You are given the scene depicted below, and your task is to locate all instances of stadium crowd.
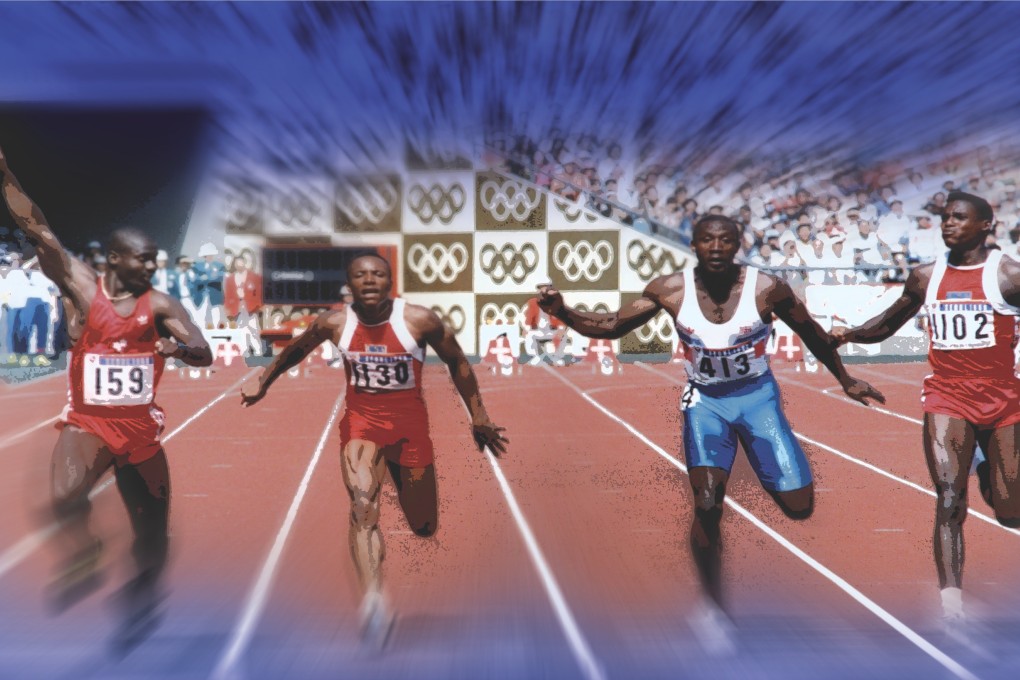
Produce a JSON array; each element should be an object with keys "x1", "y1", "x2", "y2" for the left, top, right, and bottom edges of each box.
[
  {"x1": 490, "y1": 134, "x2": 1020, "y2": 291},
  {"x1": 6, "y1": 137, "x2": 1020, "y2": 368}
]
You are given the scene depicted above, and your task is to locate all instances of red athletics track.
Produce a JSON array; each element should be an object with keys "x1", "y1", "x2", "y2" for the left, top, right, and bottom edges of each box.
[{"x1": 0, "y1": 360, "x2": 1019, "y2": 679}]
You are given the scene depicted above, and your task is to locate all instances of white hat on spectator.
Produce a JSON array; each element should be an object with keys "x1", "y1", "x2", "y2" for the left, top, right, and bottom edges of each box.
[
  {"x1": 156, "y1": 250, "x2": 168, "y2": 262},
  {"x1": 197, "y1": 242, "x2": 219, "y2": 258},
  {"x1": 764, "y1": 229, "x2": 780, "y2": 240},
  {"x1": 779, "y1": 231, "x2": 797, "y2": 246}
]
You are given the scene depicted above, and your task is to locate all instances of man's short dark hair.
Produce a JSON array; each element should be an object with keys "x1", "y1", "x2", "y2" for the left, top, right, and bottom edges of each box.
[
  {"x1": 946, "y1": 191, "x2": 993, "y2": 222},
  {"x1": 346, "y1": 252, "x2": 391, "y2": 278}
]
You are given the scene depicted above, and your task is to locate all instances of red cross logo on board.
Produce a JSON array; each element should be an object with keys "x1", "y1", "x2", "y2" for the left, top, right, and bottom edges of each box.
[{"x1": 215, "y1": 341, "x2": 243, "y2": 367}]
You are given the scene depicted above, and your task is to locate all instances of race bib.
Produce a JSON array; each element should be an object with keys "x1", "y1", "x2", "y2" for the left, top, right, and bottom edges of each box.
[
  {"x1": 927, "y1": 301, "x2": 996, "y2": 351},
  {"x1": 348, "y1": 353, "x2": 416, "y2": 391},
  {"x1": 687, "y1": 341, "x2": 768, "y2": 385},
  {"x1": 83, "y1": 353, "x2": 156, "y2": 406}
]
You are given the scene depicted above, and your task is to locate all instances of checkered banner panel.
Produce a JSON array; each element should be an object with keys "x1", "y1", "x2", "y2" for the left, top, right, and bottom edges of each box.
[
  {"x1": 475, "y1": 171, "x2": 546, "y2": 230},
  {"x1": 334, "y1": 174, "x2": 403, "y2": 233}
]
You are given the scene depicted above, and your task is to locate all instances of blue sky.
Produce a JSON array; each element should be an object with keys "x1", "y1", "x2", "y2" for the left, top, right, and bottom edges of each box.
[{"x1": 0, "y1": 2, "x2": 1018, "y2": 174}]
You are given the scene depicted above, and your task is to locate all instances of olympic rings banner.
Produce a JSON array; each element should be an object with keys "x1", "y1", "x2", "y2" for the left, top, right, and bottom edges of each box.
[
  {"x1": 618, "y1": 226, "x2": 693, "y2": 293},
  {"x1": 619, "y1": 292, "x2": 675, "y2": 354},
  {"x1": 473, "y1": 231, "x2": 549, "y2": 294},
  {"x1": 262, "y1": 177, "x2": 334, "y2": 237},
  {"x1": 475, "y1": 171, "x2": 546, "y2": 231},
  {"x1": 546, "y1": 197, "x2": 612, "y2": 232},
  {"x1": 403, "y1": 234, "x2": 473, "y2": 293},
  {"x1": 548, "y1": 230, "x2": 619, "y2": 292},
  {"x1": 562, "y1": 292, "x2": 621, "y2": 356},
  {"x1": 334, "y1": 174, "x2": 402, "y2": 233},
  {"x1": 220, "y1": 178, "x2": 265, "y2": 235},
  {"x1": 402, "y1": 171, "x2": 474, "y2": 234},
  {"x1": 402, "y1": 292, "x2": 476, "y2": 354}
]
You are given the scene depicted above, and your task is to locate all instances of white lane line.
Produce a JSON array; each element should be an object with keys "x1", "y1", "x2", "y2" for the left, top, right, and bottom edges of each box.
[
  {"x1": 483, "y1": 445, "x2": 606, "y2": 680},
  {"x1": 779, "y1": 373, "x2": 923, "y2": 426},
  {"x1": 211, "y1": 390, "x2": 344, "y2": 680},
  {"x1": 0, "y1": 369, "x2": 258, "y2": 581},
  {"x1": 640, "y1": 363, "x2": 1020, "y2": 538},
  {"x1": 550, "y1": 366, "x2": 979, "y2": 680},
  {"x1": 0, "y1": 415, "x2": 60, "y2": 450}
]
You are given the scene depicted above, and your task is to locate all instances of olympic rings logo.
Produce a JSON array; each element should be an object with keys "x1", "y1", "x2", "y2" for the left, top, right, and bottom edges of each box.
[
  {"x1": 479, "y1": 302, "x2": 526, "y2": 326},
  {"x1": 553, "y1": 199, "x2": 597, "y2": 224},
  {"x1": 478, "y1": 178, "x2": 541, "y2": 222},
  {"x1": 222, "y1": 187, "x2": 261, "y2": 230},
  {"x1": 431, "y1": 305, "x2": 467, "y2": 334},
  {"x1": 407, "y1": 242, "x2": 470, "y2": 284},
  {"x1": 267, "y1": 188, "x2": 320, "y2": 228},
  {"x1": 573, "y1": 302, "x2": 612, "y2": 314},
  {"x1": 335, "y1": 179, "x2": 399, "y2": 225},
  {"x1": 479, "y1": 243, "x2": 540, "y2": 284},
  {"x1": 635, "y1": 312, "x2": 674, "y2": 344},
  {"x1": 407, "y1": 183, "x2": 466, "y2": 225},
  {"x1": 552, "y1": 239, "x2": 615, "y2": 283},
  {"x1": 627, "y1": 240, "x2": 681, "y2": 282}
]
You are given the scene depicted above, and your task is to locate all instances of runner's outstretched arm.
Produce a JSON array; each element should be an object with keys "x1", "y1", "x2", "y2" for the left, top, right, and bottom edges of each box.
[
  {"x1": 0, "y1": 145, "x2": 93, "y2": 299},
  {"x1": 832, "y1": 266, "x2": 928, "y2": 345},
  {"x1": 421, "y1": 309, "x2": 508, "y2": 456},
  {"x1": 768, "y1": 276, "x2": 885, "y2": 406},
  {"x1": 241, "y1": 312, "x2": 337, "y2": 406},
  {"x1": 537, "y1": 280, "x2": 663, "y2": 339}
]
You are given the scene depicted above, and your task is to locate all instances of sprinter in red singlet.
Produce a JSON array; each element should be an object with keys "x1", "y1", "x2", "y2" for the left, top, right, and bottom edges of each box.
[
  {"x1": 834, "y1": 191, "x2": 1020, "y2": 629},
  {"x1": 241, "y1": 253, "x2": 507, "y2": 648},
  {"x1": 0, "y1": 145, "x2": 212, "y2": 650}
]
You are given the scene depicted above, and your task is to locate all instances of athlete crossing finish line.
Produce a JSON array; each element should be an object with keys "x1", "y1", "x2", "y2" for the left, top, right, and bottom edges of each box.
[
  {"x1": 539, "y1": 215, "x2": 884, "y2": 653},
  {"x1": 832, "y1": 191, "x2": 1020, "y2": 637},
  {"x1": 241, "y1": 253, "x2": 507, "y2": 649},
  {"x1": 0, "y1": 144, "x2": 213, "y2": 651}
]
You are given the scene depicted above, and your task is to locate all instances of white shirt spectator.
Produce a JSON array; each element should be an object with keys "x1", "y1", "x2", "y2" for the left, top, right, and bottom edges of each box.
[
  {"x1": 26, "y1": 270, "x2": 57, "y2": 300},
  {"x1": 908, "y1": 221, "x2": 942, "y2": 263},
  {"x1": 851, "y1": 231, "x2": 885, "y2": 266},
  {"x1": 3, "y1": 268, "x2": 30, "y2": 308},
  {"x1": 877, "y1": 207, "x2": 912, "y2": 254}
]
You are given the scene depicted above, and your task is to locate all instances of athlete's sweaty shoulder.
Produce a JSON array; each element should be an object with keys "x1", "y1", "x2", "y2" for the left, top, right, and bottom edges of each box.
[
  {"x1": 401, "y1": 301, "x2": 443, "y2": 342},
  {"x1": 998, "y1": 256, "x2": 1020, "y2": 305},
  {"x1": 755, "y1": 268, "x2": 787, "y2": 312},
  {"x1": 644, "y1": 271, "x2": 685, "y2": 317},
  {"x1": 314, "y1": 308, "x2": 347, "y2": 343},
  {"x1": 904, "y1": 261, "x2": 935, "y2": 299}
]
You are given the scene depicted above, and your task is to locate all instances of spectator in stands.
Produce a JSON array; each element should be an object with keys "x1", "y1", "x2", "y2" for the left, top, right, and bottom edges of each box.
[
  {"x1": 151, "y1": 250, "x2": 172, "y2": 294},
  {"x1": 1004, "y1": 228, "x2": 1020, "y2": 261},
  {"x1": 21, "y1": 264, "x2": 55, "y2": 365},
  {"x1": 193, "y1": 243, "x2": 226, "y2": 329},
  {"x1": 851, "y1": 190, "x2": 878, "y2": 223},
  {"x1": 924, "y1": 191, "x2": 948, "y2": 220},
  {"x1": 852, "y1": 219, "x2": 885, "y2": 282},
  {"x1": 0, "y1": 253, "x2": 16, "y2": 363},
  {"x1": 878, "y1": 199, "x2": 911, "y2": 281},
  {"x1": 908, "y1": 214, "x2": 941, "y2": 264},
  {"x1": 224, "y1": 256, "x2": 264, "y2": 357},
  {"x1": 92, "y1": 254, "x2": 108, "y2": 274},
  {"x1": 532, "y1": 150, "x2": 554, "y2": 189},
  {"x1": 822, "y1": 234, "x2": 857, "y2": 285},
  {"x1": 695, "y1": 172, "x2": 728, "y2": 209},
  {"x1": 173, "y1": 254, "x2": 199, "y2": 323},
  {"x1": 559, "y1": 154, "x2": 588, "y2": 201},
  {"x1": 2, "y1": 252, "x2": 29, "y2": 364}
]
